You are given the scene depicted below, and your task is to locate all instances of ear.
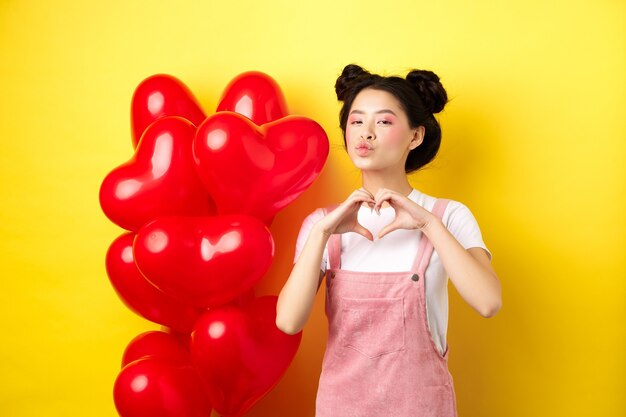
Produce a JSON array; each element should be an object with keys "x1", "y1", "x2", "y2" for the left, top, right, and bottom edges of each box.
[{"x1": 408, "y1": 126, "x2": 425, "y2": 150}]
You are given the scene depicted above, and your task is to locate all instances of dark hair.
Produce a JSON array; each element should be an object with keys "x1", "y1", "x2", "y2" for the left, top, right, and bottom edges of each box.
[{"x1": 335, "y1": 64, "x2": 448, "y2": 173}]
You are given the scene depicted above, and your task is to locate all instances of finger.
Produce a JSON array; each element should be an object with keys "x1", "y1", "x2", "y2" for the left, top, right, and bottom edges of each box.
[
  {"x1": 373, "y1": 189, "x2": 391, "y2": 215},
  {"x1": 353, "y1": 188, "x2": 373, "y2": 198},
  {"x1": 355, "y1": 191, "x2": 376, "y2": 208},
  {"x1": 336, "y1": 195, "x2": 375, "y2": 218},
  {"x1": 375, "y1": 189, "x2": 407, "y2": 213},
  {"x1": 344, "y1": 190, "x2": 374, "y2": 205},
  {"x1": 359, "y1": 187, "x2": 375, "y2": 199},
  {"x1": 349, "y1": 195, "x2": 375, "y2": 210},
  {"x1": 348, "y1": 193, "x2": 375, "y2": 210},
  {"x1": 350, "y1": 189, "x2": 376, "y2": 202},
  {"x1": 376, "y1": 188, "x2": 398, "y2": 202}
]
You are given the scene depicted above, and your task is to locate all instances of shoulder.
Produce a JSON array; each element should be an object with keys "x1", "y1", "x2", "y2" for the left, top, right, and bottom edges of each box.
[
  {"x1": 436, "y1": 198, "x2": 482, "y2": 231},
  {"x1": 414, "y1": 189, "x2": 491, "y2": 258},
  {"x1": 294, "y1": 207, "x2": 330, "y2": 265},
  {"x1": 296, "y1": 207, "x2": 327, "y2": 238},
  {"x1": 301, "y1": 207, "x2": 327, "y2": 227},
  {"x1": 411, "y1": 189, "x2": 476, "y2": 223},
  {"x1": 442, "y1": 199, "x2": 476, "y2": 224}
]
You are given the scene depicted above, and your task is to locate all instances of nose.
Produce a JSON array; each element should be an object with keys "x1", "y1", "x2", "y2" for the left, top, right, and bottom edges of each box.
[{"x1": 360, "y1": 125, "x2": 375, "y2": 141}]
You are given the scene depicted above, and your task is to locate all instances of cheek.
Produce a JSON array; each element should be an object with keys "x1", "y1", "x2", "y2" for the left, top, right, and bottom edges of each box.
[
  {"x1": 383, "y1": 126, "x2": 409, "y2": 145},
  {"x1": 345, "y1": 126, "x2": 358, "y2": 144}
]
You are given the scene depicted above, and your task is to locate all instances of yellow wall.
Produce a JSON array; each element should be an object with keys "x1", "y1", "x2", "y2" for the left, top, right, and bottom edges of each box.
[{"x1": 1, "y1": 1, "x2": 624, "y2": 416}]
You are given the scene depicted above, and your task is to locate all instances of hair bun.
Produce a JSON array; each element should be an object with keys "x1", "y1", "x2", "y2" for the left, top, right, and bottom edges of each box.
[
  {"x1": 405, "y1": 70, "x2": 448, "y2": 114},
  {"x1": 335, "y1": 64, "x2": 372, "y2": 101}
]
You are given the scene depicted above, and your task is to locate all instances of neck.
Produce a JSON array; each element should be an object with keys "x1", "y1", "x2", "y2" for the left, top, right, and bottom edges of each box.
[{"x1": 360, "y1": 168, "x2": 413, "y2": 206}]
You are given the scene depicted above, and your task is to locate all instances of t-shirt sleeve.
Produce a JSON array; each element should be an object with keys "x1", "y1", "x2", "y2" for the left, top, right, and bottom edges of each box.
[
  {"x1": 443, "y1": 201, "x2": 493, "y2": 261},
  {"x1": 293, "y1": 208, "x2": 328, "y2": 272}
]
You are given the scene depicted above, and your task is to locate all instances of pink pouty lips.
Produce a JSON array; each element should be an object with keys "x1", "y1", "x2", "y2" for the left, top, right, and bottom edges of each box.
[{"x1": 355, "y1": 141, "x2": 373, "y2": 156}]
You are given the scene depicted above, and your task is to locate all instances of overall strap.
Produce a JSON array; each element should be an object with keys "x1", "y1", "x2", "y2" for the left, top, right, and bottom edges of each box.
[
  {"x1": 328, "y1": 234, "x2": 342, "y2": 270},
  {"x1": 410, "y1": 199, "x2": 451, "y2": 278},
  {"x1": 323, "y1": 205, "x2": 342, "y2": 270}
]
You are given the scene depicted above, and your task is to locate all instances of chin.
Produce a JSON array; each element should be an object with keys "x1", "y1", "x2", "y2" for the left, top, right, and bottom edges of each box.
[{"x1": 350, "y1": 160, "x2": 374, "y2": 171}]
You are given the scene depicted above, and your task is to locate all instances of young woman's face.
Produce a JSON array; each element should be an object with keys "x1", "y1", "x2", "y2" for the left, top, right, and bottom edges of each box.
[{"x1": 345, "y1": 88, "x2": 423, "y2": 173}]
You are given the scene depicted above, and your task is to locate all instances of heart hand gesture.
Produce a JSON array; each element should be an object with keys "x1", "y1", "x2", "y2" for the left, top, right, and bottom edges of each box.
[
  {"x1": 315, "y1": 188, "x2": 376, "y2": 241},
  {"x1": 373, "y1": 188, "x2": 437, "y2": 239}
]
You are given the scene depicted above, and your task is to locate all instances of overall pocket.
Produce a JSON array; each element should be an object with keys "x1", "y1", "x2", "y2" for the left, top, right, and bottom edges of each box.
[{"x1": 339, "y1": 297, "x2": 406, "y2": 358}]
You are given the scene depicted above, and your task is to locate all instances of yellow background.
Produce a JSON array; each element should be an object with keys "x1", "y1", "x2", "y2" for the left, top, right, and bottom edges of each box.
[{"x1": 1, "y1": 0, "x2": 624, "y2": 416}]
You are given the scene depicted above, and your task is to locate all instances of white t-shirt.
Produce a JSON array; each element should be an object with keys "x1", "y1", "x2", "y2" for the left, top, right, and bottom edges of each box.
[{"x1": 293, "y1": 188, "x2": 492, "y2": 355}]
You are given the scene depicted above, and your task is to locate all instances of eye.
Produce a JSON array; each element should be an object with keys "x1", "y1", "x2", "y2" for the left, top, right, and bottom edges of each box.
[
  {"x1": 350, "y1": 120, "x2": 363, "y2": 125},
  {"x1": 378, "y1": 119, "x2": 392, "y2": 125}
]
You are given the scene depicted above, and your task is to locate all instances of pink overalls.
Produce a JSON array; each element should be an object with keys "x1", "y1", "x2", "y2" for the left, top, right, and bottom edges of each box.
[{"x1": 315, "y1": 199, "x2": 457, "y2": 417}]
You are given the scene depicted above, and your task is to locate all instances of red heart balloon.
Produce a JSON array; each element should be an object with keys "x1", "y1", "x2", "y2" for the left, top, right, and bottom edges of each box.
[
  {"x1": 217, "y1": 71, "x2": 288, "y2": 125},
  {"x1": 193, "y1": 112, "x2": 329, "y2": 222},
  {"x1": 190, "y1": 296, "x2": 301, "y2": 417},
  {"x1": 122, "y1": 331, "x2": 192, "y2": 368},
  {"x1": 133, "y1": 215, "x2": 274, "y2": 308},
  {"x1": 106, "y1": 232, "x2": 205, "y2": 333},
  {"x1": 100, "y1": 116, "x2": 215, "y2": 231},
  {"x1": 131, "y1": 74, "x2": 206, "y2": 148},
  {"x1": 114, "y1": 357, "x2": 211, "y2": 417},
  {"x1": 161, "y1": 326, "x2": 192, "y2": 351}
]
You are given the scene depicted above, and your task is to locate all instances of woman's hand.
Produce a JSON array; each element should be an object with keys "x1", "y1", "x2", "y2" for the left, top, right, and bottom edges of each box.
[
  {"x1": 374, "y1": 188, "x2": 437, "y2": 239},
  {"x1": 314, "y1": 188, "x2": 376, "y2": 240}
]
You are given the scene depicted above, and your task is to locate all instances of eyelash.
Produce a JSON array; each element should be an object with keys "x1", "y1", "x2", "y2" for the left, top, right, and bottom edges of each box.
[{"x1": 349, "y1": 120, "x2": 392, "y2": 125}]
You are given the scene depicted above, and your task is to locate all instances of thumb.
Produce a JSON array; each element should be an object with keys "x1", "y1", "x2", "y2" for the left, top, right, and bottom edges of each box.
[
  {"x1": 377, "y1": 221, "x2": 399, "y2": 240},
  {"x1": 353, "y1": 224, "x2": 374, "y2": 241}
]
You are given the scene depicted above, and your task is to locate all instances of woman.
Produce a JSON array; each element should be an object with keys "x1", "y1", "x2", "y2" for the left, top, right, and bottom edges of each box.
[{"x1": 276, "y1": 64, "x2": 501, "y2": 417}]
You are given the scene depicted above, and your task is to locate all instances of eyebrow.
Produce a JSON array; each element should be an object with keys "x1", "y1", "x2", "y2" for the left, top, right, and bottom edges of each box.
[{"x1": 349, "y1": 109, "x2": 397, "y2": 116}]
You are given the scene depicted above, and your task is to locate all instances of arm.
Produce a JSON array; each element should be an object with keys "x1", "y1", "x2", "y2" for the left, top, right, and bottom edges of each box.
[
  {"x1": 374, "y1": 188, "x2": 501, "y2": 318},
  {"x1": 276, "y1": 189, "x2": 376, "y2": 335},
  {"x1": 422, "y1": 219, "x2": 501, "y2": 318},
  {"x1": 275, "y1": 224, "x2": 328, "y2": 335}
]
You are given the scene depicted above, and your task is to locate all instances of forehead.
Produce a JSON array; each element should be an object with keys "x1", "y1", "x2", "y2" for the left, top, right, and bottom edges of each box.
[{"x1": 350, "y1": 88, "x2": 405, "y2": 115}]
